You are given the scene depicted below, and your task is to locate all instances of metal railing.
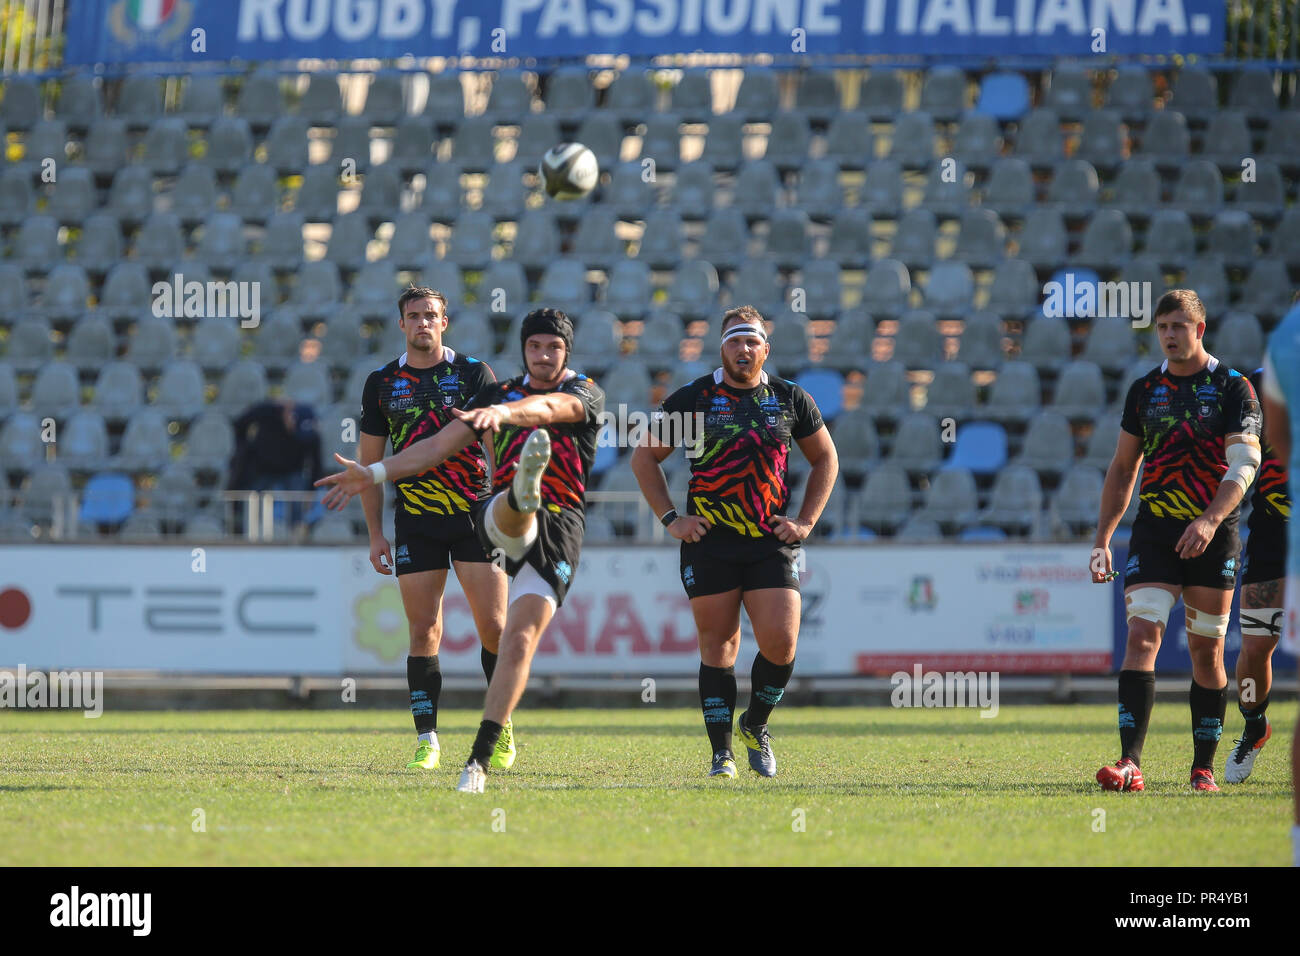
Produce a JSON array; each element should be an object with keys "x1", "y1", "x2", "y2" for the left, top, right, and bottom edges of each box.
[{"x1": 0, "y1": 0, "x2": 63, "y2": 73}]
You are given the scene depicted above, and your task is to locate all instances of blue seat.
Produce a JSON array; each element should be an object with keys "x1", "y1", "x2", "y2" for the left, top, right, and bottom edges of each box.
[
  {"x1": 79, "y1": 473, "x2": 135, "y2": 525},
  {"x1": 961, "y1": 525, "x2": 1007, "y2": 541},
  {"x1": 940, "y1": 422, "x2": 1008, "y2": 477},
  {"x1": 795, "y1": 368, "x2": 844, "y2": 423},
  {"x1": 976, "y1": 72, "x2": 1030, "y2": 121},
  {"x1": 591, "y1": 440, "x2": 619, "y2": 477}
]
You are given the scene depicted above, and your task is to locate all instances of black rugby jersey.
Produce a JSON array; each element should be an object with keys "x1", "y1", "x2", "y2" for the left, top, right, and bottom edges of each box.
[{"x1": 1247, "y1": 367, "x2": 1290, "y2": 528}]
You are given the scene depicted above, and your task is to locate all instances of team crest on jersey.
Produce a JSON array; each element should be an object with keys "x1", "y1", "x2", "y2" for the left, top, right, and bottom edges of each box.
[
  {"x1": 438, "y1": 373, "x2": 461, "y2": 407},
  {"x1": 758, "y1": 393, "x2": 781, "y2": 426}
]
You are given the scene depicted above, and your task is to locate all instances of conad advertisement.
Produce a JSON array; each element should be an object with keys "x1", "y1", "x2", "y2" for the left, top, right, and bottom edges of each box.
[{"x1": 0, "y1": 544, "x2": 1112, "y2": 675}]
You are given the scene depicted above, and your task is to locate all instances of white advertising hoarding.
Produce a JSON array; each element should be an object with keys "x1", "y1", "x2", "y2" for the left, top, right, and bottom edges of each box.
[{"x1": 0, "y1": 544, "x2": 1112, "y2": 675}]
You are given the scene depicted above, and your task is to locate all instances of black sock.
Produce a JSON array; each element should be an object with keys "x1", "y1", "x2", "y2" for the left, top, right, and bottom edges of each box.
[
  {"x1": 481, "y1": 647, "x2": 498, "y2": 685},
  {"x1": 1190, "y1": 680, "x2": 1228, "y2": 770},
  {"x1": 407, "y1": 655, "x2": 442, "y2": 736},
  {"x1": 699, "y1": 663, "x2": 737, "y2": 755},
  {"x1": 469, "y1": 719, "x2": 504, "y2": 767},
  {"x1": 1117, "y1": 670, "x2": 1155, "y2": 766},
  {"x1": 506, "y1": 485, "x2": 523, "y2": 511},
  {"x1": 1239, "y1": 694, "x2": 1269, "y2": 722},
  {"x1": 746, "y1": 652, "x2": 795, "y2": 727}
]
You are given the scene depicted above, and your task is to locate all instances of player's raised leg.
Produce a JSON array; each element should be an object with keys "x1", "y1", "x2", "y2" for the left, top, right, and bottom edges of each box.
[
  {"x1": 1227, "y1": 578, "x2": 1281, "y2": 782},
  {"x1": 1184, "y1": 585, "x2": 1232, "y2": 792},
  {"x1": 398, "y1": 568, "x2": 448, "y2": 769},
  {"x1": 452, "y1": 557, "x2": 515, "y2": 768},
  {"x1": 737, "y1": 585, "x2": 799, "y2": 778},
  {"x1": 691, "y1": 589, "x2": 743, "y2": 778}
]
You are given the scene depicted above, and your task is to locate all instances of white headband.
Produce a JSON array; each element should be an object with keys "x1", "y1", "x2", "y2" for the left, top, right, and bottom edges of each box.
[{"x1": 722, "y1": 323, "x2": 768, "y2": 344}]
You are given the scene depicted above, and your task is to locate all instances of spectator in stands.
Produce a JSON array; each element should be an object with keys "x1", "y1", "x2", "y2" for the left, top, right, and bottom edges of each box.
[{"x1": 229, "y1": 399, "x2": 324, "y2": 527}]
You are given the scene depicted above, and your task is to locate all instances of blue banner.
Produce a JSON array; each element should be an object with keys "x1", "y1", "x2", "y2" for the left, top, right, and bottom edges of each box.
[{"x1": 66, "y1": 0, "x2": 1225, "y2": 66}]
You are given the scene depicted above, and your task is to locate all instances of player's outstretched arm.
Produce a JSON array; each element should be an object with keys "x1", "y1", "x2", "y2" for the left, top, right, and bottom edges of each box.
[
  {"x1": 315, "y1": 419, "x2": 479, "y2": 510},
  {"x1": 1093, "y1": 429, "x2": 1143, "y2": 581},
  {"x1": 452, "y1": 392, "x2": 585, "y2": 434},
  {"x1": 770, "y1": 426, "x2": 838, "y2": 544}
]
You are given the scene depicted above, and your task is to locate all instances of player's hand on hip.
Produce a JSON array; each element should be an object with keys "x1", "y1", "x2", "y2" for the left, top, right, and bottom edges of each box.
[
  {"x1": 369, "y1": 534, "x2": 393, "y2": 575},
  {"x1": 669, "y1": 515, "x2": 712, "y2": 543},
  {"x1": 768, "y1": 515, "x2": 811, "y2": 544},
  {"x1": 1175, "y1": 516, "x2": 1217, "y2": 559},
  {"x1": 1090, "y1": 543, "x2": 1115, "y2": 583},
  {"x1": 452, "y1": 405, "x2": 504, "y2": 434},
  {"x1": 313, "y1": 453, "x2": 372, "y2": 510}
]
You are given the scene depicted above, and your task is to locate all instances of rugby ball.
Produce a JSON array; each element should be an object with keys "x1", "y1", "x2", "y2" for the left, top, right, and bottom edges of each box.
[{"x1": 540, "y1": 142, "x2": 599, "y2": 199}]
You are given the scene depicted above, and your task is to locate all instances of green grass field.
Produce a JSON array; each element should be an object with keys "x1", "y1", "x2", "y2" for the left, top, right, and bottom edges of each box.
[{"x1": 2, "y1": 704, "x2": 1294, "y2": 866}]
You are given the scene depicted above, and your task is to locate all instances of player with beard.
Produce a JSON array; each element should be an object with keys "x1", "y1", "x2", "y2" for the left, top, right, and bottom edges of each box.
[
  {"x1": 1223, "y1": 366, "x2": 1290, "y2": 783},
  {"x1": 1091, "y1": 290, "x2": 1262, "y2": 793},
  {"x1": 630, "y1": 306, "x2": 838, "y2": 778},
  {"x1": 358, "y1": 286, "x2": 509, "y2": 772},
  {"x1": 319, "y1": 309, "x2": 604, "y2": 793}
]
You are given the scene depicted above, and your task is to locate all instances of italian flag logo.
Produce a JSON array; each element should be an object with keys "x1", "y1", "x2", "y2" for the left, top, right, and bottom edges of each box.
[{"x1": 127, "y1": 0, "x2": 176, "y2": 30}]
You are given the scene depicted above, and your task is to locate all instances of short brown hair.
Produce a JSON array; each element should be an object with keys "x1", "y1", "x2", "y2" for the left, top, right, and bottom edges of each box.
[
  {"x1": 1153, "y1": 289, "x2": 1205, "y2": 325},
  {"x1": 721, "y1": 305, "x2": 765, "y2": 332},
  {"x1": 397, "y1": 285, "x2": 447, "y2": 321}
]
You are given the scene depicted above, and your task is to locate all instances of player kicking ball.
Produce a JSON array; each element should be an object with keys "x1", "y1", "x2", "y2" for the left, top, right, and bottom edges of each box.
[
  {"x1": 318, "y1": 309, "x2": 603, "y2": 793},
  {"x1": 1091, "y1": 291, "x2": 1262, "y2": 793},
  {"x1": 630, "y1": 306, "x2": 837, "y2": 778},
  {"x1": 1224, "y1": 366, "x2": 1289, "y2": 783}
]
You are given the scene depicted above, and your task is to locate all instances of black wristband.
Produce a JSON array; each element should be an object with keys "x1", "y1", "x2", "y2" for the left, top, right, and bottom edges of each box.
[{"x1": 659, "y1": 509, "x2": 678, "y2": 528}]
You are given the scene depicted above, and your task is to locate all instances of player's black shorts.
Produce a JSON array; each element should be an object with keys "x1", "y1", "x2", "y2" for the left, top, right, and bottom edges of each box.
[
  {"x1": 471, "y1": 499, "x2": 584, "y2": 606},
  {"x1": 679, "y1": 536, "x2": 802, "y2": 599},
  {"x1": 1124, "y1": 516, "x2": 1241, "y2": 591},
  {"x1": 1241, "y1": 516, "x2": 1287, "y2": 585},
  {"x1": 394, "y1": 511, "x2": 492, "y2": 575}
]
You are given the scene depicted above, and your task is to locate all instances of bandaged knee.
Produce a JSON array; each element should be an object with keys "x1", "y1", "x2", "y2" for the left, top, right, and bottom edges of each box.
[
  {"x1": 1240, "y1": 608, "x2": 1283, "y2": 639},
  {"x1": 484, "y1": 492, "x2": 537, "y2": 562},
  {"x1": 1184, "y1": 605, "x2": 1231, "y2": 639},
  {"x1": 1125, "y1": 587, "x2": 1176, "y2": 627}
]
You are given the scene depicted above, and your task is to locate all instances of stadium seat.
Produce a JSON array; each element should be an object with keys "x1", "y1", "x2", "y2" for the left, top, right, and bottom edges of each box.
[
  {"x1": 730, "y1": 257, "x2": 783, "y2": 317},
  {"x1": 2, "y1": 412, "x2": 46, "y2": 474},
  {"x1": 922, "y1": 262, "x2": 975, "y2": 319},
  {"x1": 0, "y1": 166, "x2": 36, "y2": 227},
  {"x1": 733, "y1": 160, "x2": 780, "y2": 221},
  {"x1": 668, "y1": 260, "x2": 720, "y2": 319},
  {"x1": 442, "y1": 306, "x2": 493, "y2": 359},
  {"x1": 191, "y1": 320, "x2": 242, "y2": 371},
  {"x1": 605, "y1": 161, "x2": 652, "y2": 220},
  {"x1": 389, "y1": 117, "x2": 435, "y2": 176},
  {"x1": 671, "y1": 70, "x2": 713, "y2": 122},
  {"x1": 358, "y1": 163, "x2": 402, "y2": 221},
  {"x1": 1234, "y1": 160, "x2": 1285, "y2": 224},
  {"x1": 1169, "y1": 67, "x2": 1217, "y2": 126},
  {"x1": 636, "y1": 208, "x2": 684, "y2": 269},
  {"x1": 1051, "y1": 360, "x2": 1107, "y2": 422},
  {"x1": 30, "y1": 361, "x2": 81, "y2": 419},
  {"x1": 824, "y1": 112, "x2": 875, "y2": 170},
  {"x1": 698, "y1": 208, "x2": 747, "y2": 270},
  {"x1": 1082, "y1": 318, "x2": 1139, "y2": 373},
  {"x1": 330, "y1": 115, "x2": 372, "y2": 174},
  {"x1": 950, "y1": 112, "x2": 1002, "y2": 173},
  {"x1": 828, "y1": 407, "x2": 880, "y2": 478},
  {"x1": 798, "y1": 258, "x2": 842, "y2": 318},
  {"x1": 859, "y1": 70, "x2": 904, "y2": 121},
  {"x1": 131, "y1": 211, "x2": 184, "y2": 272},
  {"x1": 826, "y1": 208, "x2": 872, "y2": 266},
  {"x1": 641, "y1": 113, "x2": 682, "y2": 172},
  {"x1": 1109, "y1": 158, "x2": 1160, "y2": 224},
  {"x1": 152, "y1": 360, "x2": 207, "y2": 420},
  {"x1": 982, "y1": 360, "x2": 1041, "y2": 425},
  {"x1": 895, "y1": 515, "x2": 943, "y2": 542},
  {"x1": 1019, "y1": 207, "x2": 1068, "y2": 270},
  {"x1": 82, "y1": 118, "x2": 129, "y2": 178},
  {"x1": 149, "y1": 463, "x2": 199, "y2": 522},
  {"x1": 765, "y1": 112, "x2": 812, "y2": 173},
  {"x1": 890, "y1": 209, "x2": 936, "y2": 270},
  {"x1": 1205, "y1": 210, "x2": 1259, "y2": 268},
  {"x1": 637, "y1": 311, "x2": 685, "y2": 366},
  {"x1": 422, "y1": 71, "x2": 465, "y2": 129},
  {"x1": 1075, "y1": 110, "x2": 1126, "y2": 176},
  {"x1": 795, "y1": 368, "x2": 844, "y2": 422},
  {"x1": 47, "y1": 165, "x2": 97, "y2": 225},
  {"x1": 920, "y1": 66, "x2": 967, "y2": 122},
  {"x1": 796, "y1": 158, "x2": 842, "y2": 222},
  {"x1": 482, "y1": 161, "x2": 526, "y2": 221},
  {"x1": 124, "y1": 317, "x2": 177, "y2": 372},
  {"x1": 572, "y1": 310, "x2": 622, "y2": 374},
  {"x1": 291, "y1": 261, "x2": 344, "y2": 319},
  {"x1": 1200, "y1": 110, "x2": 1252, "y2": 172},
  {"x1": 203, "y1": 116, "x2": 254, "y2": 174},
  {"x1": 1237, "y1": 259, "x2": 1292, "y2": 321},
  {"x1": 420, "y1": 161, "x2": 464, "y2": 223},
  {"x1": 1170, "y1": 160, "x2": 1223, "y2": 221},
  {"x1": 792, "y1": 68, "x2": 838, "y2": 124},
  {"x1": 42, "y1": 264, "x2": 92, "y2": 322},
  {"x1": 174, "y1": 72, "x2": 222, "y2": 127},
  {"x1": 1052, "y1": 464, "x2": 1106, "y2": 535},
  {"x1": 1262, "y1": 112, "x2": 1300, "y2": 174},
  {"x1": 983, "y1": 259, "x2": 1037, "y2": 321},
  {"x1": 282, "y1": 361, "x2": 331, "y2": 407},
  {"x1": 767, "y1": 209, "x2": 812, "y2": 269},
  {"x1": 235, "y1": 68, "x2": 285, "y2": 131},
  {"x1": 258, "y1": 210, "x2": 305, "y2": 272},
  {"x1": 890, "y1": 111, "x2": 936, "y2": 169},
  {"x1": 1138, "y1": 110, "x2": 1190, "y2": 171},
  {"x1": 1104, "y1": 66, "x2": 1153, "y2": 122},
  {"x1": 537, "y1": 258, "x2": 590, "y2": 314},
  {"x1": 950, "y1": 209, "x2": 1005, "y2": 271},
  {"x1": 0, "y1": 364, "x2": 17, "y2": 415},
  {"x1": 734, "y1": 69, "x2": 779, "y2": 122},
  {"x1": 384, "y1": 211, "x2": 433, "y2": 270},
  {"x1": 575, "y1": 113, "x2": 623, "y2": 171},
  {"x1": 324, "y1": 211, "x2": 372, "y2": 269},
  {"x1": 14, "y1": 215, "x2": 61, "y2": 276},
  {"x1": 600, "y1": 357, "x2": 654, "y2": 413},
  {"x1": 1081, "y1": 416, "x2": 1121, "y2": 472},
  {"x1": 887, "y1": 412, "x2": 942, "y2": 474},
  {"x1": 921, "y1": 158, "x2": 972, "y2": 219},
  {"x1": 363, "y1": 73, "x2": 404, "y2": 126},
  {"x1": 977, "y1": 70, "x2": 1030, "y2": 120},
  {"x1": 19, "y1": 463, "x2": 74, "y2": 524},
  {"x1": 182, "y1": 511, "x2": 228, "y2": 541},
  {"x1": 1014, "y1": 410, "x2": 1074, "y2": 477},
  {"x1": 862, "y1": 158, "x2": 904, "y2": 219},
  {"x1": 858, "y1": 359, "x2": 908, "y2": 425},
  {"x1": 857, "y1": 463, "x2": 913, "y2": 533},
  {"x1": 920, "y1": 467, "x2": 979, "y2": 530},
  {"x1": 1045, "y1": 159, "x2": 1099, "y2": 221},
  {"x1": 607, "y1": 70, "x2": 655, "y2": 125},
  {"x1": 59, "y1": 411, "x2": 110, "y2": 470},
  {"x1": 184, "y1": 411, "x2": 236, "y2": 475},
  {"x1": 977, "y1": 464, "x2": 1043, "y2": 533},
  {"x1": 214, "y1": 360, "x2": 269, "y2": 414},
  {"x1": 859, "y1": 260, "x2": 910, "y2": 320},
  {"x1": 1, "y1": 74, "x2": 41, "y2": 130},
  {"x1": 1077, "y1": 210, "x2": 1134, "y2": 271},
  {"x1": 114, "y1": 408, "x2": 172, "y2": 472},
  {"x1": 296, "y1": 71, "x2": 341, "y2": 126},
  {"x1": 0, "y1": 263, "x2": 29, "y2": 324},
  {"x1": 512, "y1": 209, "x2": 560, "y2": 270},
  {"x1": 164, "y1": 164, "x2": 214, "y2": 226},
  {"x1": 447, "y1": 210, "x2": 495, "y2": 269},
  {"x1": 958, "y1": 311, "x2": 1004, "y2": 370},
  {"x1": 572, "y1": 205, "x2": 620, "y2": 268},
  {"x1": 604, "y1": 260, "x2": 653, "y2": 319},
  {"x1": 195, "y1": 212, "x2": 246, "y2": 272},
  {"x1": 63, "y1": 314, "x2": 113, "y2": 371},
  {"x1": 1014, "y1": 108, "x2": 1064, "y2": 169},
  {"x1": 449, "y1": 115, "x2": 496, "y2": 172},
  {"x1": 981, "y1": 157, "x2": 1033, "y2": 220},
  {"x1": 940, "y1": 421, "x2": 1007, "y2": 477},
  {"x1": 141, "y1": 116, "x2": 187, "y2": 175},
  {"x1": 5, "y1": 318, "x2": 53, "y2": 373},
  {"x1": 1213, "y1": 312, "x2": 1264, "y2": 371},
  {"x1": 925, "y1": 362, "x2": 976, "y2": 421},
  {"x1": 765, "y1": 309, "x2": 812, "y2": 377},
  {"x1": 75, "y1": 213, "x2": 124, "y2": 277},
  {"x1": 485, "y1": 71, "x2": 531, "y2": 124},
  {"x1": 478, "y1": 260, "x2": 526, "y2": 318},
  {"x1": 1142, "y1": 209, "x2": 1195, "y2": 269},
  {"x1": 1044, "y1": 64, "x2": 1092, "y2": 121}
]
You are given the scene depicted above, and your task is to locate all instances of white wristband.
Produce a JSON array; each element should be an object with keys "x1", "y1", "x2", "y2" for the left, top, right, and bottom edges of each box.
[{"x1": 369, "y1": 462, "x2": 387, "y2": 484}]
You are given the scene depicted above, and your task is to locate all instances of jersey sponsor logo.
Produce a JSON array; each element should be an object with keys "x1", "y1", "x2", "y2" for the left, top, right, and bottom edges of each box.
[
  {"x1": 554, "y1": 561, "x2": 573, "y2": 585},
  {"x1": 1149, "y1": 384, "x2": 1171, "y2": 410}
]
